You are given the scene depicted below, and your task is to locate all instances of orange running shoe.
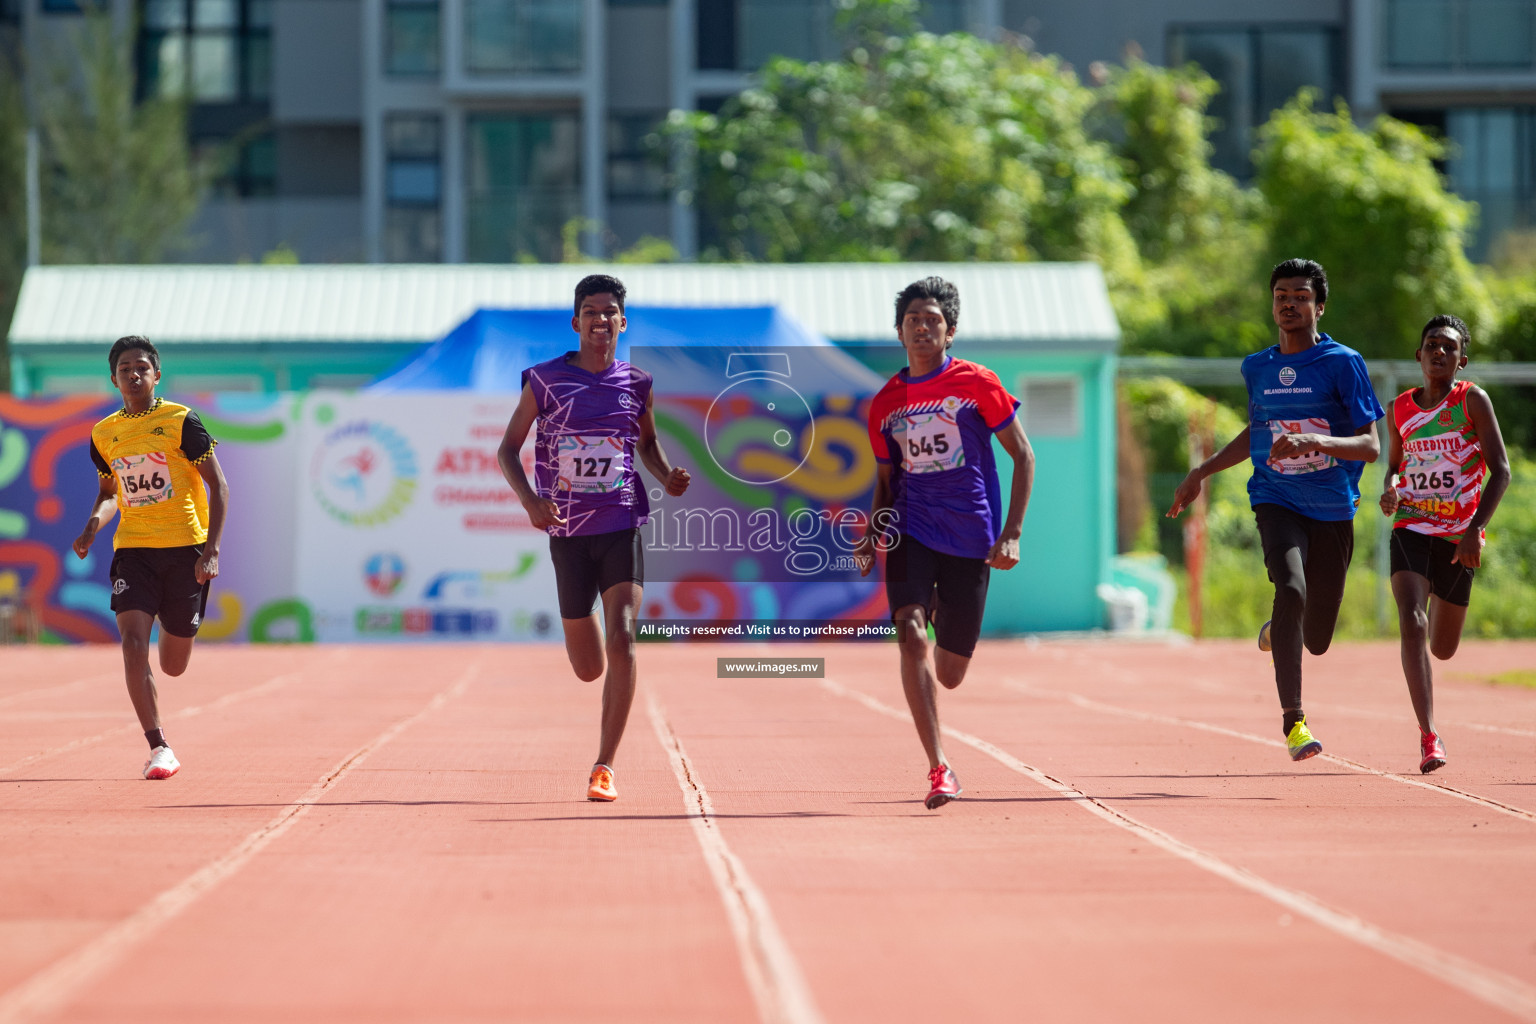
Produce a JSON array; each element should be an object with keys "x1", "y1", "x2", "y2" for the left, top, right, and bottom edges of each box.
[
  {"x1": 588, "y1": 764, "x2": 617, "y2": 801},
  {"x1": 924, "y1": 764, "x2": 961, "y2": 809}
]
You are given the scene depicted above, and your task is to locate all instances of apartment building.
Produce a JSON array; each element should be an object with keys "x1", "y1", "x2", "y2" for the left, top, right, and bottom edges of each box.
[{"x1": 4, "y1": 0, "x2": 1534, "y2": 263}]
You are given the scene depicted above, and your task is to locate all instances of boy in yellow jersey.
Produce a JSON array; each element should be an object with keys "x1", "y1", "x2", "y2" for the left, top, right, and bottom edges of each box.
[{"x1": 72, "y1": 336, "x2": 229, "y2": 780}]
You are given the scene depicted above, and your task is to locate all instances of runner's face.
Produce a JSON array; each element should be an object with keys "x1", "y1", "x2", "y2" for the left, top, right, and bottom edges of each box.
[
  {"x1": 111, "y1": 351, "x2": 159, "y2": 403},
  {"x1": 1271, "y1": 277, "x2": 1323, "y2": 334},
  {"x1": 1417, "y1": 327, "x2": 1467, "y2": 384},
  {"x1": 897, "y1": 299, "x2": 955, "y2": 364},
  {"x1": 573, "y1": 293, "x2": 626, "y2": 357}
]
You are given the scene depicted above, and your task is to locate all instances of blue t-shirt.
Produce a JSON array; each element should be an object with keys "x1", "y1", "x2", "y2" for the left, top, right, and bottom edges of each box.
[
  {"x1": 522, "y1": 353, "x2": 652, "y2": 537},
  {"x1": 1242, "y1": 335, "x2": 1384, "y2": 521}
]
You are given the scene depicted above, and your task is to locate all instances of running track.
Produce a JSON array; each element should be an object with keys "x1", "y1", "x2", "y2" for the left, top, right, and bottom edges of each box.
[{"x1": 1, "y1": 638, "x2": 1534, "y2": 1023}]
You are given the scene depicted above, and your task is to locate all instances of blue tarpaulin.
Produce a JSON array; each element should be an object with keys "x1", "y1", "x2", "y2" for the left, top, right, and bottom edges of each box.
[{"x1": 369, "y1": 306, "x2": 884, "y2": 394}]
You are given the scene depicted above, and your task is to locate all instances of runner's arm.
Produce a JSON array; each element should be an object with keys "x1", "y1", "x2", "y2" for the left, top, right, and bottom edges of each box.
[
  {"x1": 72, "y1": 475, "x2": 119, "y2": 558},
  {"x1": 986, "y1": 417, "x2": 1034, "y2": 570},
  {"x1": 1454, "y1": 387, "x2": 1512, "y2": 567},
  {"x1": 854, "y1": 463, "x2": 894, "y2": 577},
  {"x1": 636, "y1": 391, "x2": 689, "y2": 496},
  {"x1": 1379, "y1": 415, "x2": 1405, "y2": 517},
  {"x1": 1166, "y1": 426, "x2": 1251, "y2": 518},
  {"x1": 1269, "y1": 420, "x2": 1379, "y2": 464},
  {"x1": 194, "y1": 452, "x2": 229, "y2": 583},
  {"x1": 497, "y1": 383, "x2": 565, "y2": 528}
]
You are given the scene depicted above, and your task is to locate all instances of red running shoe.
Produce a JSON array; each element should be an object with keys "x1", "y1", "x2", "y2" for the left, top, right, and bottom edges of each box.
[
  {"x1": 1420, "y1": 732, "x2": 1447, "y2": 774},
  {"x1": 925, "y1": 764, "x2": 961, "y2": 809}
]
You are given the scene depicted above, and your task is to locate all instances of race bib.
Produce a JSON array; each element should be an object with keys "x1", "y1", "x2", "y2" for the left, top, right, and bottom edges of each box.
[
  {"x1": 556, "y1": 436, "x2": 627, "y2": 493},
  {"x1": 899, "y1": 408, "x2": 965, "y2": 474},
  {"x1": 112, "y1": 452, "x2": 174, "y2": 508},
  {"x1": 1400, "y1": 452, "x2": 1465, "y2": 501},
  {"x1": 1267, "y1": 418, "x2": 1336, "y2": 475}
]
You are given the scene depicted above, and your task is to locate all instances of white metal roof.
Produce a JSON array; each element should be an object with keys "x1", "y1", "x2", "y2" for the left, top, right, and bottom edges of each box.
[{"x1": 9, "y1": 262, "x2": 1119, "y2": 347}]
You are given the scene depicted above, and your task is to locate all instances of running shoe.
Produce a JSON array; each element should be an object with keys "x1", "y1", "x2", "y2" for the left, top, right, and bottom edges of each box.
[
  {"x1": 1420, "y1": 732, "x2": 1447, "y2": 774},
  {"x1": 1258, "y1": 619, "x2": 1272, "y2": 652},
  {"x1": 587, "y1": 764, "x2": 617, "y2": 802},
  {"x1": 925, "y1": 764, "x2": 961, "y2": 809},
  {"x1": 1285, "y1": 718, "x2": 1322, "y2": 761},
  {"x1": 143, "y1": 746, "x2": 179, "y2": 780}
]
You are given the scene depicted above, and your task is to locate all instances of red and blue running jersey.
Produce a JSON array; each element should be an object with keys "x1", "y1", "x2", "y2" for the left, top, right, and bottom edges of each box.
[
  {"x1": 867, "y1": 355, "x2": 1021, "y2": 559},
  {"x1": 523, "y1": 354, "x2": 652, "y2": 537},
  {"x1": 1391, "y1": 380, "x2": 1486, "y2": 541}
]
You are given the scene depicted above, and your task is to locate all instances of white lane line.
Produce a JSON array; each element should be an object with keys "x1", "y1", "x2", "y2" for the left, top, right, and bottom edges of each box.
[
  {"x1": 0, "y1": 675, "x2": 117, "y2": 709},
  {"x1": 1326, "y1": 702, "x2": 1536, "y2": 740},
  {"x1": 0, "y1": 650, "x2": 353, "y2": 778},
  {"x1": 0, "y1": 665, "x2": 478, "y2": 1024},
  {"x1": 820, "y1": 677, "x2": 1536, "y2": 1023},
  {"x1": 646, "y1": 695, "x2": 824, "y2": 1024},
  {"x1": 1005, "y1": 680, "x2": 1536, "y2": 825}
]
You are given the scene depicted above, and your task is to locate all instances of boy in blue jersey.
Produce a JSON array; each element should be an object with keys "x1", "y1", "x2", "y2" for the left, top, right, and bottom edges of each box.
[
  {"x1": 497, "y1": 275, "x2": 690, "y2": 802},
  {"x1": 856, "y1": 277, "x2": 1036, "y2": 808},
  {"x1": 1168, "y1": 259, "x2": 1384, "y2": 760}
]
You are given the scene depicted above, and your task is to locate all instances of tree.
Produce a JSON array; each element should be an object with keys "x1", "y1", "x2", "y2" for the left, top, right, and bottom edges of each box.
[
  {"x1": 1254, "y1": 94, "x2": 1492, "y2": 361},
  {"x1": 667, "y1": 0, "x2": 1140, "y2": 289}
]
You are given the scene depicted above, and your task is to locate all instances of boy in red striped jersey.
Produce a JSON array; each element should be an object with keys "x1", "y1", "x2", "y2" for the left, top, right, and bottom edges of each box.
[{"x1": 1379, "y1": 315, "x2": 1511, "y2": 773}]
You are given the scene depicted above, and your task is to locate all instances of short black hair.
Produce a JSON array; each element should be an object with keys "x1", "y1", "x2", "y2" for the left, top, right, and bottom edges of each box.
[
  {"x1": 574, "y1": 274, "x2": 626, "y2": 315},
  {"x1": 895, "y1": 277, "x2": 960, "y2": 331},
  {"x1": 108, "y1": 335, "x2": 160, "y2": 373},
  {"x1": 1421, "y1": 314, "x2": 1470, "y2": 355},
  {"x1": 1269, "y1": 259, "x2": 1328, "y2": 305}
]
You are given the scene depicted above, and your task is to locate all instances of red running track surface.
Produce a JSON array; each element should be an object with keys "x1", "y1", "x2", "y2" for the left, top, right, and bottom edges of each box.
[{"x1": 1, "y1": 638, "x2": 1534, "y2": 1023}]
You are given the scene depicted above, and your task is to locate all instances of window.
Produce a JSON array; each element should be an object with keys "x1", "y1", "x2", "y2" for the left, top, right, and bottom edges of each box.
[
  {"x1": 607, "y1": 114, "x2": 667, "y2": 200},
  {"x1": 139, "y1": 0, "x2": 272, "y2": 103},
  {"x1": 386, "y1": 0, "x2": 440, "y2": 75},
  {"x1": 1385, "y1": 0, "x2": 1534, "y2": 69},
  {"x1": 465, "y1": 111, "x2": 581, "y2": 261},
  {"x1": 1167, "y1": 24, "x2": 1341, "y2": 179},
  {"x1": 1019, "y1": 377, "x2": 1081, "y2": 438},
  {"x1": 464, "y1": 0, "x2": 583, "y2": 74},
  {"x1": 699, "y1": 0, "x2": 969, "y2": 71},
  {"x1": 200, "y1": 131, "x2": 276, "y2": 198},
  {"x1": 386, "y1": 114, "x2": 442, "y2": 262},
  {"x1": 1445, "y1": 107, "x2": 1536, "y2": 259}
]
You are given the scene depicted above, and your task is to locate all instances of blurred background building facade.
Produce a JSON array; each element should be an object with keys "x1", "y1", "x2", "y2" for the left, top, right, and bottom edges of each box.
[{"x1": 3, "y1": 0, "x2": 1535, "y2": 263}]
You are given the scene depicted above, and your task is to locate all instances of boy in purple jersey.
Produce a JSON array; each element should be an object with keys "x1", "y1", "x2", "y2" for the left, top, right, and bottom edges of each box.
[
  {"x1": 1168, "y1": 259, "x2": 1384, "y2": 761},
  {"x1": 855, "y1": 277, "x2": 1035, "y2": 809},
  {"x1": 497, "y1": 275, "x2": 690, "y2": 801}
]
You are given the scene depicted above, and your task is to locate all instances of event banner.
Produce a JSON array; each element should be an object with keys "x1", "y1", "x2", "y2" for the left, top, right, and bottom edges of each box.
[{"x1": 1, "y1": 381, "x2": 887, "y2": 643}]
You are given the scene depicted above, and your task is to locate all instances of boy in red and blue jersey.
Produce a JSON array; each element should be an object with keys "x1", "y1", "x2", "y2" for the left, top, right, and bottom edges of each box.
[
  {"x1": 857, "y1": 277, "x2": 1035, "y2": 809},
  {"x1": 1379, "y1": 315, "x2": 1510, "y2": 773}
]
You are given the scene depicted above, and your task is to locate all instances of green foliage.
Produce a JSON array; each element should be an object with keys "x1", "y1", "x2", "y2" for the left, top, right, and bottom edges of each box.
[
  {"x1": 34, "y1": 9, "x2": 204, "y2": 263},
  {"x1": 667, "y1": 11, "x2": 1140, "y2": 290},
  {"x1": 1254, "y1": 95, "x2": 1492, "y2": 361},
  {"x1": 560, "y1": 218, "x2": 679, "y2": 264}
]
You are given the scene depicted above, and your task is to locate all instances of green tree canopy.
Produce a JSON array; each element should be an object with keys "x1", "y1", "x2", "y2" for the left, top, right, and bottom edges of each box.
[
  {"x1": 668, "y1": 0, "x2": 1140, "y2": 287},
  {"x1": 1254, "y1": 94, "x2": 1491, "y2": 361}
]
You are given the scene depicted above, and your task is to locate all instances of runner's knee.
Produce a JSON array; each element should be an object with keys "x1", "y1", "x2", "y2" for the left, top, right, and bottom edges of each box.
[{"x1": 1430, "y1": 635, "x2": 1460, "y2": 660}]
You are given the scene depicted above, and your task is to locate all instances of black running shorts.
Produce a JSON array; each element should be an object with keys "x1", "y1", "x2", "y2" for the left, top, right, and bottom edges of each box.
[
  {"x1": 884, "y1": 534, "x2": 990, "y2": 658},
  {"x1": 108, "y1": 545, "x2": 211, "y2": 638},
  {"x1": 1390, "y1": 528, "x2": 1476, "y2": 607},
  {"x1": 549, "y1": 527, "x2": 644, "y2": 619}
]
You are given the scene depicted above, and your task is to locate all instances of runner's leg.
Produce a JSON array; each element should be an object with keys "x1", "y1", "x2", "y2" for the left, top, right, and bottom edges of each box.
[
  {"x1": 1256, "y1": 505, "x2": 1308, "y2": 731},
  {"x1": 895, "y1": 604, "x2": 948, "y2": 771},
  {"x1": 1300, "y1": 518, "x2": 1354, "y2": 656},
  {"x1": 593, "y1": 581, "x2": 641, "y2": 768},
  {"x1": 1391, "y1": 569, "x2": 1436, "y2": 735},
  {"x1": 562, "y1": 615, "x2": 605, "y2": 682},
  {"x1": 1428, "y1": 596, "x2": 1469, "y2": 662},
  {"x1": 116, "y1": 610, "x2": 161, "y2": 735}
]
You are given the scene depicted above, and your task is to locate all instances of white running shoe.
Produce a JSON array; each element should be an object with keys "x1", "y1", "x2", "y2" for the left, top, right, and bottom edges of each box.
[{"x1": 143, "y1": 746, "x2": 180, "y2": 780}]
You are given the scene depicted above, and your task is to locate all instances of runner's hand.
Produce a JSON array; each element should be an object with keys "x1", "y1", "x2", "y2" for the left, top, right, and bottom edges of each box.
[
  {"x1": 195, "y1": 551, "x2": 220, "y2": 584},
  {"x1": 1379, "y1": 482, "x2": 1401, "y2": 517},
  {"x1": 71, "y1": 526, "x2": 95, "y2": 559},
  {"x1": 986, "y1": 535, "x2": 1020, "y2": 570},
  {"x1": 665, "y1": 467, "x2": 690, "y2": 497},
  {"x1": 1268, "y1": 431, "x2": 1319, "y2": 464},
  {"x1": 522, "y1": 497, "x2": 566, "y2": 530},
  {"x1": 1166, "y1": 472, "x2": 1201, "y2": 518},
  {"x1": 1452, "y1": 531, "x2": 1484, "y2": 568},
  {"x1": 853, "y1": 533, "x2": 876, "y2": 577}
]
